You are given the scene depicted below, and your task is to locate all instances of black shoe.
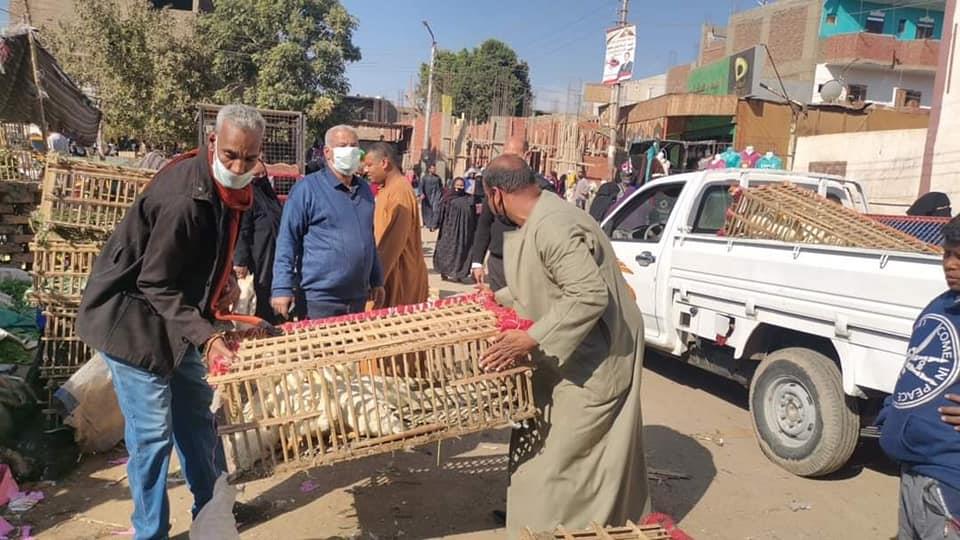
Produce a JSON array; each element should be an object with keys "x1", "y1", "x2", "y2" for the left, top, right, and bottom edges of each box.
[
  {"x1": 457, "y1": 276, "x2": 476, "y2": 285},
  {"x1": 492, "y1": 509, "x2": 506, "y2": 526}
]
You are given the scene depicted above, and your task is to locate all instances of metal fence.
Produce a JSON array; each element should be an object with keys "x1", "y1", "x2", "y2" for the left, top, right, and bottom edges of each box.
[{"x1": 197, "y1": 104, "x2": 306, "y2": 174}]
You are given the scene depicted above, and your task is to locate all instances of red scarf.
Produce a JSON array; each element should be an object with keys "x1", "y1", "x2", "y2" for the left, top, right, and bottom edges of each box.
[
  {"x1": 154, "y1": 145, "x2": 262, "y2": 327},
  {"x1": 204, "y1": 143, "x2": 260, "y2": 326}
]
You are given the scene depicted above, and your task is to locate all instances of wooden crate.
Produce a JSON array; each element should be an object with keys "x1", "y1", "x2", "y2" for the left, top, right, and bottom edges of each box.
[
  {"x1": 211, "y1": 293, "x2": 537, "y2": 477},
  {"x1": 723, "y1": 183, "x2": 941, "y2": 255},
  {"x1": 30, "y1": 239, "x2": 101, "y2": 304},
  {"x1": 38, "y1": 156, "x2": 153, "y2": 234},
  {"x1": 520, "y1": 522, "x2": 671, "y2": 540},
  {"x1": 38, "y1": 306, "x2": 92, "y2": 385}
]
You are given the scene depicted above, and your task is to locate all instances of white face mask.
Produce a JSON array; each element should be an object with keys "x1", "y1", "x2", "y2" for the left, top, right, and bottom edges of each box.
[
  {"x1": 331, "y1": 146, "x2": 362, "y2": 176},
  {"x1": 212, "y1": 141, "x2": 256, "y2": 190}
]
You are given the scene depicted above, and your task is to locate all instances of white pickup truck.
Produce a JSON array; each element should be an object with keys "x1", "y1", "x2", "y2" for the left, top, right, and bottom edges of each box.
[{"x1": 601, "y1": 169, "x2": 945, "y2": 477}]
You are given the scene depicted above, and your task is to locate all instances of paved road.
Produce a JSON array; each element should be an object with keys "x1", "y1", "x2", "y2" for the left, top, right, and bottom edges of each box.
[{"x1": 33, "y1": 229, "x2": 900, "y2": 539}]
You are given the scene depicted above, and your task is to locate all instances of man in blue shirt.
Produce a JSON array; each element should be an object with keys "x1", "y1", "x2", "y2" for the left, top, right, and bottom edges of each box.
[
  {"x1": 271, "y1": 125, "x2": 385, "y2": 320},
  {"x1": 879, "y1": 215, "x2": 960, "y2": 539}
]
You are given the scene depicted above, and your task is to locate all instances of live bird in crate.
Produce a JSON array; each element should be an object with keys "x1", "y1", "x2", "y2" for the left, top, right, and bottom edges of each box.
[
  {"x1": 76, "y1": 104, "x2": 261, "y2": 540},
  {"x1": 477, "y1": 154, "x2": 650, "y2": 537}
]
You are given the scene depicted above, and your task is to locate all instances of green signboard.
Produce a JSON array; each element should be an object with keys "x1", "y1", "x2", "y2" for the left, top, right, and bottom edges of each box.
[
  {"x1": 687, "y1": 47, "x2": 761, "y2": 97},
  {"x1": 687, "y1": 58, "x2": 731, "y2": 96}
]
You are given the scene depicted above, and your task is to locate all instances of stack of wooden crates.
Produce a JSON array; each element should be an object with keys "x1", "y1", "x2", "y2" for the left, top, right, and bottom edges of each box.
[
  {"x1": 31, "y1": 156, "x2": 153, "y2": 390},
  {"x1": 0, "y1": 123, "x2": 45, "y2": 269}
]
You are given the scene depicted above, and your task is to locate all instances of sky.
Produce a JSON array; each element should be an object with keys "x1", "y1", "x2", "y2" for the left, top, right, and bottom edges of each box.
[
  {"x1": 0, "y1": 0, "x2": 747, "y2": 111},
  {"x1": 341, "y1": 0, "x2": 745, "y2": 112}
]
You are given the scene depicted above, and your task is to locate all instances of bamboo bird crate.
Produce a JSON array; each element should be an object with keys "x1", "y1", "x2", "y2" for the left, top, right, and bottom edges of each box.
[
  {"x1": 38, "y1": 156, "x2": 153, "y2": 235},
  {"x1": 520, "y1": 522, "x2": 672, "y2": 540},
  {"x1": 210, "y1": 293, "x2": 537, "y2": 478},
  {"x1": 37, "y1": 306, "x2": 91, "y2": 385},
  {"x1": 723, "y1": 183, "x2": 942, "y2": 255},
  {"x1": 29, "y1": 239, "x2": 101, "y2": 305}
]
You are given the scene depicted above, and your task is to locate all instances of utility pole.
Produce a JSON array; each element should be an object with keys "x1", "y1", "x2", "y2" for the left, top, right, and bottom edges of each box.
[
  {"x1": 22, "y1": 0, "x2": 49, "y2": 141},
  {"x1": 607, "y1": 0, "x2": 629, "y2": 180},
  {"x1": 421, "y1": 20, "x2": 437, "y2": 170}
]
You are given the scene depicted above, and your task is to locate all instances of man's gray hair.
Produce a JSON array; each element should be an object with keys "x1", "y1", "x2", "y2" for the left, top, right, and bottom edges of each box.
[
  {"x1": 325, "y1": 124, "x2": 359, "y2": 146},
  {"x1": 215, "y1": 104, "x2": 265, "y2": 134}
]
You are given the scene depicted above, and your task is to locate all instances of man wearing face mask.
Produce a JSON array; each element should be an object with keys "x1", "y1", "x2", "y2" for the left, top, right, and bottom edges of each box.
[
  {"x1": 478, "y1": 154, "x2": 649, "y2": 537},
  {"x1": 271, "y1": 125, "x2": 385, "y2": 320},
  {"x1": 76, "y1": 104, "x2": 262, "y2": 539}
]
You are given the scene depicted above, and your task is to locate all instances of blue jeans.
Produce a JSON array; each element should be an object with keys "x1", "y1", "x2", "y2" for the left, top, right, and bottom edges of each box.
[
  {"x1": 307, "y1": 299, "x2": 366, "y2": 319},
  {"x1": 103, "y1": 349, "x2": 226, "y2": 540}
]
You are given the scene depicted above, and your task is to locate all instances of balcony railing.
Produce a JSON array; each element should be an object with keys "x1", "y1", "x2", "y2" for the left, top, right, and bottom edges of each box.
[{"x1": 820, "y1": 33, "x2": 939, "y2": 71}]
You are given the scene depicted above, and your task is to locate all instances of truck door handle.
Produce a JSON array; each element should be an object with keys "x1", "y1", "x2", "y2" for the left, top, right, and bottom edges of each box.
[{"x1": 635, "y1": 252, "x2": 656, "y2": 266}]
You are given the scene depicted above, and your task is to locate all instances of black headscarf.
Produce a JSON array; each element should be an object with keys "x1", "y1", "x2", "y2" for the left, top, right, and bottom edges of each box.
[{"x1": 907, "y1": 192, "x2": 952, "y2": 217}]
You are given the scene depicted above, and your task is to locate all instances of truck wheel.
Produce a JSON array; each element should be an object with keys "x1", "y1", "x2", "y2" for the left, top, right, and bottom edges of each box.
[{"x1": 749, "y1": 347, "x2": 859, "y2": 477}]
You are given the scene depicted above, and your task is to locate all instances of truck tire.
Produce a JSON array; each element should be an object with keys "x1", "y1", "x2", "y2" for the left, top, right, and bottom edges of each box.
[{"x1": 749, "y1": 347, "x2": 859, "y2": 477}]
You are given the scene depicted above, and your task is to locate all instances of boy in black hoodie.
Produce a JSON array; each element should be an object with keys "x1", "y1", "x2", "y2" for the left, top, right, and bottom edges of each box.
[{"x1": 879, "y1": 215, "x2": 960, "y2": 539}]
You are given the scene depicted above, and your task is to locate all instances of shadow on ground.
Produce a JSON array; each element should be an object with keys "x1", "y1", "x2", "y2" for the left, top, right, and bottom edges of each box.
[
  {"x1": 241, "y1": 431, "x2": 508, "y2": 539},
  {"x1": 645, "y1": 424, "x2": 716, "y2": 521},
  {"x1": 644, "y1": 351, "x2": 899, "y2": 481}
]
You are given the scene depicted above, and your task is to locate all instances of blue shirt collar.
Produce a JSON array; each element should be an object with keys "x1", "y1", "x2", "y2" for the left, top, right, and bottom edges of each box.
[{"x1": 321, "y1": 166, "x2": 360, "y2": 192}]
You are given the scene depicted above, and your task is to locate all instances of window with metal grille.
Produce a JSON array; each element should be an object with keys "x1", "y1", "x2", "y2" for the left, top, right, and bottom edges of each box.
[
  {"x1": 917, "y1": 18, "x2": 935, "y2": 39},
  {"x1": 898, "y1": 19, "x2": 907, "y2": 34},
  {"x1": 904, "y1": 89, "x2": 922, "y2": 107},
  {"x1": 865, "y1": 11, "x2": 885, "y2": 34},
  {"x1": 847, "y1": 84, "x2": 868, "y2": 103}
]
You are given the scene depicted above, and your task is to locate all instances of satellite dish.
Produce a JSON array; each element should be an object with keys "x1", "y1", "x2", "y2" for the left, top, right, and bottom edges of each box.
[{"x1": 820, "y1": 79, "x2": 844, "y2": 103}]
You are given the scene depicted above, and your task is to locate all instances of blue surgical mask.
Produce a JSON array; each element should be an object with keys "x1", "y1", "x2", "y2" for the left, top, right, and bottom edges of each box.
[
  {"x1": 212, "y1": 142, "x2": 255, "y2": 189},
  {"x1": 332, "y1": 146, "x2": 362, "y2": 176}
]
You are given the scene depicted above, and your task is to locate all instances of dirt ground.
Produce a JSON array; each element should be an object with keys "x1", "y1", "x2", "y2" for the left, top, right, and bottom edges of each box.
[{"x1": 17, "y1": 231, "x2": 901, "y2": 539}]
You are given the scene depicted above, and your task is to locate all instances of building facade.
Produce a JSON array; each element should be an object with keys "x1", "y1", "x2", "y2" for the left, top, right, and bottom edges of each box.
[
  {"x1": 813, "y1": 0, "x2": 943, "y2": 107},
  {"x1": 920, "y1": 0, "x2": 959, "y2": 203},
  {"x1": 9, "y1": 0, "x2": 212, "y2": 31}
]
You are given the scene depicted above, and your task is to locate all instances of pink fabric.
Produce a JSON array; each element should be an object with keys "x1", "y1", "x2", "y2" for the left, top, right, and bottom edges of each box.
[
  {"x1": 0, "y1": 465, "x2": 18, "y2": 507},
  {"x1": 707, "y1": 159, "x2": 726, "y2": 170},
  {"x1": 740, "y1": 150, "x2": 761, "y2": 168},
  {"x1": 0, "y1": 516, "x2": 13, "y2": 537},
  {"x1": 211, "y1": 292, "x2": 534, "y2": 376}
]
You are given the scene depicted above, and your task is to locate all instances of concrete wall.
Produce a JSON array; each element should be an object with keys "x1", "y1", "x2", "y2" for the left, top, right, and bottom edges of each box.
[
  {"x1": 820, "y1": 0, "x2": 945, "y2": 39},
  {"x1": 923, "y1": 0, "x2": 960, "y2": 203},
  {"x1": 793, "y1": 128, "x2": 928, "y2": 211},
  {"x1": 811, "y1": 64, "x2": 936, "y2": 106},
  {"x1": 621, "y1": 74, "x2": 667, "y2": 103}
]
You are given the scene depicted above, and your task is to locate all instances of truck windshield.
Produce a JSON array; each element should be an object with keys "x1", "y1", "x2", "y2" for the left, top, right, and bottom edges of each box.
[{"x1": 608, "y1": 183, "x2": 683, "y2": 242}]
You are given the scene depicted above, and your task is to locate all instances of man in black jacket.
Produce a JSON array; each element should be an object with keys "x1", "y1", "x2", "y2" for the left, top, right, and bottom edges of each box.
[
  {"x1": 470, "y1": 137, "x2": 554, "y2": 290},
  {"x1": 233, "y1": 161, "x2": 283, "y2": 324},
  {"x1": 77, "y1": 104, "x2": 263, "y2": 539}
]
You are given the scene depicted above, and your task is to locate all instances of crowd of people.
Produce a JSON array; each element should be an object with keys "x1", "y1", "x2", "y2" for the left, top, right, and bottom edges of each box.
[
  {"x1": 73, "y1": 102, "x2": 960, "y2": 540},
  {"x1": 76, "y1": 104, "x2": 650, "y2": 539}
]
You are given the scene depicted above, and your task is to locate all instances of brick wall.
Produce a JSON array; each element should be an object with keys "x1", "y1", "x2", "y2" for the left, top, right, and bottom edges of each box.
[
  {"x1": 768, "y1": 6, "x2": 811, "y2": 70},
  {"x1": 698, "y1": 24, "x2": 728, "y2": 66},
  {"x1": 820, "y1": 33, "x2": 940, "y2": 70},
  {"x1": 666, "y1": 64, "x2": 692, "y2": 93},
  {"x1": 733, "y1": 18, "x2": 764, "y2": 52}
]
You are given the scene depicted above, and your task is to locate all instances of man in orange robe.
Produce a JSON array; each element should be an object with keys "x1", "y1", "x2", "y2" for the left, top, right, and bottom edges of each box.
[{"x1": 363, "y1": 142, "x2": 429, "y2": 307}]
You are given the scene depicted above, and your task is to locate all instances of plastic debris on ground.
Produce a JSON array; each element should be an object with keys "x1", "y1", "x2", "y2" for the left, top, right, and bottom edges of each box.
[
  {"x1": 53, "y1": 354, "x2": 124, "y2": 453},
  {"x1": 7, "y1": 491, "x2": 43, "y2": 513},
  {"x1": 189, "y1": 473, "x2": 239, "y2": 540}
]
